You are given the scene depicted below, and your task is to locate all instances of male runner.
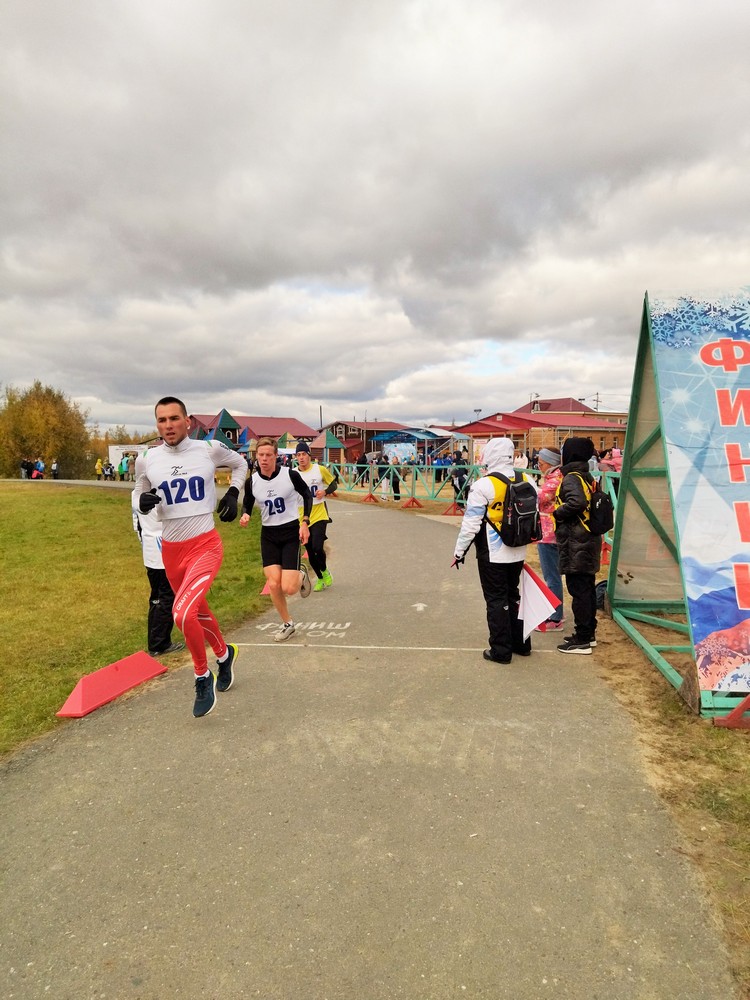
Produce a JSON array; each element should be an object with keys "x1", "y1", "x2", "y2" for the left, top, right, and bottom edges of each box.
[
  {"x1": 293, "y1": 442, "x2": 338, "y2": 591},
  {"x1": 239, "y1": 437, "x2": 313, "y2": 641},
  {"x1": 133, "y1": 396, "x2": 247, "y2": 717}
]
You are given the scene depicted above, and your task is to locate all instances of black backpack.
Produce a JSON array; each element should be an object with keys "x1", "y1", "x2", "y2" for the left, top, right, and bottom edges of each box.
[
  {"x1": 574, "y1": 474, "x2": 614, "y2": 535},
  {"x1": 488, "y1": 472, "x2": 542, "y2": 547}
]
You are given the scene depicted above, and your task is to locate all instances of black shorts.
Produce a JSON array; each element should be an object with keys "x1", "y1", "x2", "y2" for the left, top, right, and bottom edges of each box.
[{"x1": 260, "y1": 522, "x2": 301, "y2": 570}]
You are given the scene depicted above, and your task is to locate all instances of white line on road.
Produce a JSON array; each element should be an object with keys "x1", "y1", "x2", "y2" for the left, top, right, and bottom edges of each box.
[{"x1": 236, "y1": 642, "x2": 556, "y2": 653}]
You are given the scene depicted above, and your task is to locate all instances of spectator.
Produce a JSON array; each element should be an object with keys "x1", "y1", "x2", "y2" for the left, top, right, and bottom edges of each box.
[
  {"x1": 95, "y1": 457, "x2": 103, "y2": 480},
  {"x1": 534, "y1": 448, "x2": 564, "y2": 632},
  {"x1": 390, "y1": 456, "x2": 402, "y2": 502},
  {"x1": 552, "y1": 437, "x2": 600, "y2": 655},
  {"x1": 598, "y1": 448, "x2": 615, "y2": 473},
  {"x1": 376, "y1": 454, "x2": 390, "y2": 499},
  {"x1": 449, "y1": 451, "x2": 468, "y2": 509},
  {"x1": 452, "y1": 437, "x2": 532, "y2": 663},
  {"x1": 131, "y1": 491, "x2": 185, "y2": 658}
]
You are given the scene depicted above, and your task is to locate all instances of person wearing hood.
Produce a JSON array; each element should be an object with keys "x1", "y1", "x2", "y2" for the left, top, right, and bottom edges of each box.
[
  {"x1": 452, "y1": 437, "x2": 534, "y2": 664},
  {"x1": 552, "y1": 437, "x2": 600, "y2": 655}
]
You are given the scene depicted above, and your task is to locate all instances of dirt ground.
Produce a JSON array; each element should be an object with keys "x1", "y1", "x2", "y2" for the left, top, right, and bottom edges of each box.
[
  {"x1": 591, "y1": 613, "x2": 750, "y2": 997},
  {"x1": 343, "y1": 492, "x2": 750, "y2": 997}
]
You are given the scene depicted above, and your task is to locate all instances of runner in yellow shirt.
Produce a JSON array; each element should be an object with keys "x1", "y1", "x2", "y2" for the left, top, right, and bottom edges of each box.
[{"x1": 294, "y1": 442, "x2": 338, "y2": 591}]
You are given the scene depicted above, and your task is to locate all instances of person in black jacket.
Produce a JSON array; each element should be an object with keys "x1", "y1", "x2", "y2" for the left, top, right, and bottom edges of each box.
[{"x1": 552, "y1": 437, "x2": 601, "y2": 655}]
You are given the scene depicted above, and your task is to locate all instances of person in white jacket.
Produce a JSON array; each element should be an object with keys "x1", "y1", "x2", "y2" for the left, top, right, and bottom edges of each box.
[
  {"x1": 453, "y1": 437, "x2": 534, "y2": 664},
  {"x1": 131, "y1": 491, "x2": 185, "y2": 657}
]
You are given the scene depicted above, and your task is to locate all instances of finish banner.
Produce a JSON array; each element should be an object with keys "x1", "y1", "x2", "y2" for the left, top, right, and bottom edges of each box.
[{"x1": 651, "y1": 292, "x2": 750, "y2": 693}]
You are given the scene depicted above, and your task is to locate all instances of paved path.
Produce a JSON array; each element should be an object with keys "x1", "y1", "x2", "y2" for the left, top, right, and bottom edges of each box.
[{"x1": 1, "y1": 499, "x2": 739, "y2": 999}]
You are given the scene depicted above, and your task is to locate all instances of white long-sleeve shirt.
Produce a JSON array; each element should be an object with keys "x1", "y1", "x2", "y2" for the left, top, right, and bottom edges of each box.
[{"x1": 134, "y1": 438, "x2": 247, "y2": 542}]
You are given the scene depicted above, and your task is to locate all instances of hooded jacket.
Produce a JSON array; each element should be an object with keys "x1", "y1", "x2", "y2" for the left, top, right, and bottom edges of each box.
[
  {"x1": 537, "y1": 463, "x2": 562, "y2": 545},
  {"x1": 553, "y1": 437, "x2": 601, "y2": 574},
  {"x1": 453, "y1": 438, "x2": 535, "y2": 564}
]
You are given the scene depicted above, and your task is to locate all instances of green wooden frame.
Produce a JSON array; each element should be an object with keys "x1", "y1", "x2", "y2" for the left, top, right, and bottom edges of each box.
[{"x1": 607, "y1": 295, "x2": 749, "y2": 722}]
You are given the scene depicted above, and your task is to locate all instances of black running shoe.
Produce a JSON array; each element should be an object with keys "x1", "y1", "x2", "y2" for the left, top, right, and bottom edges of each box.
[
  {"x1": 483, "y1": 649, "x2": 511, "y2": 664},
  {"x1": 216, "y1": 643, "x2": 238, "y2": 692},
  {"x1": 557, "y1": 637, "x2": 592, "y2": 655},
  {"x1": 563, "y1": 635, "x2": 597, "y2": 647},
  {"x1": 193, "y1": 672, "x2": 217, "y2": 717},
  {"x1": 148, "y1": 641, "x2": 185, "y2": 656}
]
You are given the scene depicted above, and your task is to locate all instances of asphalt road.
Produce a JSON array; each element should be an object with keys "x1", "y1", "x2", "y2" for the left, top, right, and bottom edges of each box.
[{"x1": 1, "y1": 496, "x2": 739, "y2": 999}]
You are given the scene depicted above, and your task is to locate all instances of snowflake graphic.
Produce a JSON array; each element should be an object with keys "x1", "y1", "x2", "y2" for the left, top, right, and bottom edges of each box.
[{"x1": 652, "y1": 292, "x2": 750, "y2": 348}]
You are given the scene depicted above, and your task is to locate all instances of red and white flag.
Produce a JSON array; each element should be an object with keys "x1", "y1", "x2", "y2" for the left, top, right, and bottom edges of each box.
[{"x1": 519, "y1": 564, "x2": 561, "y2": 639}]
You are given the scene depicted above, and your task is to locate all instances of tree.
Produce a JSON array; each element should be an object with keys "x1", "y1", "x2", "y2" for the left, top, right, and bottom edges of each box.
[
  {"x1": 89, "y1": 425, "x2": 152, "y2": 463},
  {"x1": 0, "y1": 382, "x2": 92, "y2": 479}
]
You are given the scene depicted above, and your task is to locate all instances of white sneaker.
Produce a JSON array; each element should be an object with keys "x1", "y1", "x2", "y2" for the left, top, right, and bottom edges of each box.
[
  {"x1": 299, "y1": 565, "x2": 312, "y2": 598},
  {"x1": 275, "y1": 621, "x2": 296, "y2": 642}
]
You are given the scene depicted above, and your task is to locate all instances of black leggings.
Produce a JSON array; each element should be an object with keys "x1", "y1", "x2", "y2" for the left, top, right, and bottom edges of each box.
[
  {"x1": 477, "y1": 558, "x2": 529, "y2": 661},
  {"x1": 146, "y1": 567, "x2": 176, "y2": 653}
]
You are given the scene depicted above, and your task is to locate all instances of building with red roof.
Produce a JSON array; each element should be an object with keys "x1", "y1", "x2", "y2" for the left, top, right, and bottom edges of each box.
[
  {"x1": 454, "y1": 398, "x2": 628, "y2": 459},
  {"x1": 188, "y1": 410, "x2": 317, "y2": 454}
]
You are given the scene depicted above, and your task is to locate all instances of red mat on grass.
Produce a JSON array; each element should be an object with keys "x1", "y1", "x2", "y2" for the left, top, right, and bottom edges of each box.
[{"x1": 57, "y1": 651, "x2": 168, "y2": 718}]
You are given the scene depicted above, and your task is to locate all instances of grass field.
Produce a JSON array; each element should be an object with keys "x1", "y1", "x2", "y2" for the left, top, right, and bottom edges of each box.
[
  {"x1": 3, "y1": 482, "x2": 749, "y2": 995},
  {"x1": 0, "y1": 481, "x2": 266, "y2": 755}
]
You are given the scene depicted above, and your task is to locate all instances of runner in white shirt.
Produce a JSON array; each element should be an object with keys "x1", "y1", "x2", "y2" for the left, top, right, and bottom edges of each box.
[
  {"x1": 240, "y1": 437, "x2": 312, "y2": 642},
  {"x1": 133, "y1": 396, "x2": 247, "y2": 718}
]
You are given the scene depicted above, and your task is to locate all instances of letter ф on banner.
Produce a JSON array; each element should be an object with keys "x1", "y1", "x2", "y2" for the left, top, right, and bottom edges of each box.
[{"x1": 699, "y1": 338, "x2": 750, "y2": 372}]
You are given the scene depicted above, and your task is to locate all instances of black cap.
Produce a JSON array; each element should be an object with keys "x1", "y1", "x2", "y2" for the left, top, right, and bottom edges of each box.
[{"x1": 295, "y1": 442, "x2": 311, "y2": 454}]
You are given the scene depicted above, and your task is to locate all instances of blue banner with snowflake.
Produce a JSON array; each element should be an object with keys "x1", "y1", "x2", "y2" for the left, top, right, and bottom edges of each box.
[{"x1": 650, "y1": 291, "x2": 750, "y2": 693}]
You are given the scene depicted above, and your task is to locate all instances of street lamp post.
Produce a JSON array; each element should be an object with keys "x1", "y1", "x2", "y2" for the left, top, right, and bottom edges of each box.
[{"x1": 471, "y1": 409, "x2": 482, "y2": 463}]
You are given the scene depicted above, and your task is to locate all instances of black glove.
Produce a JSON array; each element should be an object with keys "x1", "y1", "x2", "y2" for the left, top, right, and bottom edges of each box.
[
  {"x1": 451, "y1": 554, "x2": 465, "y2": 569},
  {"x1": 217, "y1": 486, "x2": 239, "y2": 522},
  {"x1": 139, "y1": 489, "x2": 162, "y2": 514}
]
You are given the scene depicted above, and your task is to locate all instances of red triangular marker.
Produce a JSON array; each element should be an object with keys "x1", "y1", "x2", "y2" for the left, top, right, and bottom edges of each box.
[{"x1": 57, "y1": 652, "x2": 168, "y2": 718}]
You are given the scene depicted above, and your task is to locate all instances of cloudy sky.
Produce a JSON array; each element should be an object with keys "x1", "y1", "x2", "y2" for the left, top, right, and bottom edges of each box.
[{"x1": 3, "y1": 0, "x2": 750, "y2": 435}]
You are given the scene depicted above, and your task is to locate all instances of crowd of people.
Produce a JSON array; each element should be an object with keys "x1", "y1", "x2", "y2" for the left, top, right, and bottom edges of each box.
[
  {"x1": 19, "y1": 456, "x2": 57, "y2": 479},
  {"x1": 95, "y1": 454, "x2": 137, "y2": 481}
]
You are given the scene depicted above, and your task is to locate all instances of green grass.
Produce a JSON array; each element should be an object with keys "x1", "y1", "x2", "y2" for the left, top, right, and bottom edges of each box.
[{"x1": 0, "y1": 482, "x2": 266, "y2": 755}]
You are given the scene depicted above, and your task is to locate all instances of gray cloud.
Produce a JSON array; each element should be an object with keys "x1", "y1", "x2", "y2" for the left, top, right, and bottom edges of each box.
[{"x1": 2, "y1": 0, "x2": 750, "y2": 432}]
